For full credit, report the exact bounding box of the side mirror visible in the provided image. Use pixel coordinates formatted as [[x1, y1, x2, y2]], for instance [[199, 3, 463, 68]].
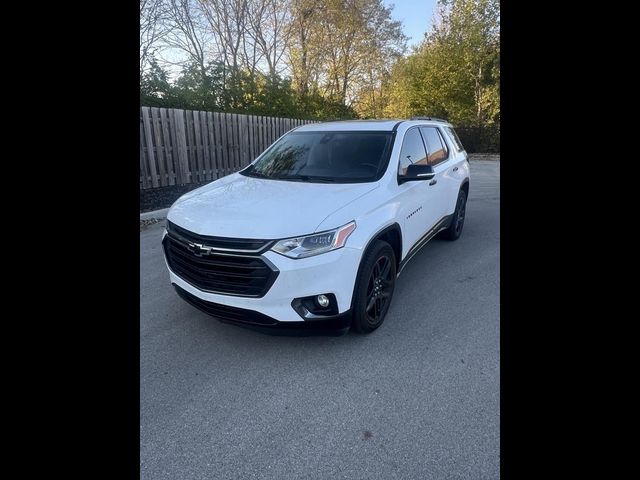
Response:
[[399, 164, 435, 184]]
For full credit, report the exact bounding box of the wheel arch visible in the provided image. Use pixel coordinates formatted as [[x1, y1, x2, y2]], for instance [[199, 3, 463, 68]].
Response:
[[349, 222, 403, 322], [361, 223, 403, 271], [460, 178, 470, 197]]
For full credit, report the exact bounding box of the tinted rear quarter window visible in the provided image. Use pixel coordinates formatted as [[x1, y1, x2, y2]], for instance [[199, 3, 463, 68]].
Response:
[[445, 126, 465, 152]]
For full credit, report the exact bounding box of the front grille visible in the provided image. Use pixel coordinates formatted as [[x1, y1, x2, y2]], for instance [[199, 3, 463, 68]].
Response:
[[163, 230, 279, 297], [166, 220, 271, 252], [174, 285, 278, 326]]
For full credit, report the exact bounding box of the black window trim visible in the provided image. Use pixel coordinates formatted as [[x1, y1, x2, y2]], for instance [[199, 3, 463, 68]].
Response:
[[436, 128, 450, 158]]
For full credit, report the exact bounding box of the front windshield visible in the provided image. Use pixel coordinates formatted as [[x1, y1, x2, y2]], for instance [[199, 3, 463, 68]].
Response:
[[240, 131, 393, 183]]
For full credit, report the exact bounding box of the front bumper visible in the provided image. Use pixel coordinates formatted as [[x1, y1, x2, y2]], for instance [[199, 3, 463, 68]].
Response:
[[164, 230, 363, 323], [174, 284, 351, 335]]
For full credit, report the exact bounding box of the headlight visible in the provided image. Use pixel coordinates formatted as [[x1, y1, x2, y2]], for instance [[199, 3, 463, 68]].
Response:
[[271, 221, 356, 259]]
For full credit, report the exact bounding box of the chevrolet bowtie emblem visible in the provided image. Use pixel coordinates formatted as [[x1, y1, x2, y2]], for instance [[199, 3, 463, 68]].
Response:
[[187, 242, 211, 257]]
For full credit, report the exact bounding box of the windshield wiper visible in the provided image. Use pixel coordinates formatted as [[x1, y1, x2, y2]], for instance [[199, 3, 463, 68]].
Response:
[[274, 175, 337, 183], [242, 169, 338, 182], [241, 168, 271, 179]]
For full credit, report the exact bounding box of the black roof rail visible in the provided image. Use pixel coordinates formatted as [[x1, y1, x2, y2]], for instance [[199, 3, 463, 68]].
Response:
[[409, 116, 448, 122]]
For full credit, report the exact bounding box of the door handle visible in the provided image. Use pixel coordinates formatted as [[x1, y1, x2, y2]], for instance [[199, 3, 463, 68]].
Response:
[[453, 166, 458, 172], [429, 179, 437, 186]]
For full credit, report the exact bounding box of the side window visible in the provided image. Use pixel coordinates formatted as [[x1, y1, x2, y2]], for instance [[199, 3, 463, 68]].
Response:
[[398, 128, 427, 176], [420, 127, 449, 165], [445, 126, 465, 152], [437, 129, 450, 158]]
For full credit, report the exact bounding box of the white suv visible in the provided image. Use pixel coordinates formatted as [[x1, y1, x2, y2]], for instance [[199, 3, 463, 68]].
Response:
[[163, 118, 470, 334]]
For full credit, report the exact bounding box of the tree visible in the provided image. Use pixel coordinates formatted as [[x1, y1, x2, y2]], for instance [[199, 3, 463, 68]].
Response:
[[140, 57, 176, 106], [320, 0, 406, 104], [246, 0, 291, 78], [197, 0, 249, 98], [384, 0, 500, 127], [286, 0, 405, 109], [173, 60, 227, 109], [139, 0, 499, 131], [286, 0, 326, 97], [140, 0, 168, 77], [164, 0, 213, 82], [430, 0, 500, 126]]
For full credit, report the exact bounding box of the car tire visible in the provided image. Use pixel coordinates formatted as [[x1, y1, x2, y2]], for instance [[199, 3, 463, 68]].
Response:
[[351, 240, 397, 334], [440, 188, 467, 241]]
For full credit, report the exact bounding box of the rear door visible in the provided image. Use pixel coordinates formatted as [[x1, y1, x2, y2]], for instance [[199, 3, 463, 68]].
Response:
[[441, 126, 470, 214], [419, 126, 459, 218]]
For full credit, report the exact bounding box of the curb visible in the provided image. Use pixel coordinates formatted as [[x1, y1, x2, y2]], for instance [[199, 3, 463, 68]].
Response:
[[140, 207, 170, 221]]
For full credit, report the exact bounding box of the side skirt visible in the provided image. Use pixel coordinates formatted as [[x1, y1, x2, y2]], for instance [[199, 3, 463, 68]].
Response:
[[397, 214, 453, 275]]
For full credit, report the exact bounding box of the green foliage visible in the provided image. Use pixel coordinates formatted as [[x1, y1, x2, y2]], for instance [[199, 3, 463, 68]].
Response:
[[140, 58, 177, 107], [384, 0, 500, 129], [296, 92, 358, 120], [140, 57, 356, 120], [172, 62, 225, 110]]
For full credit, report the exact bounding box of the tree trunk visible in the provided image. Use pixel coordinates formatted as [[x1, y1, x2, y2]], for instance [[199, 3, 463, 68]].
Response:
[[299, 24, 308, 95], [341, 74, 349, 103], [475, 65, 483, 127]]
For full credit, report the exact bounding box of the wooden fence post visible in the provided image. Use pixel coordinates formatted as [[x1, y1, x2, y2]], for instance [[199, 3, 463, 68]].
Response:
[[172, 109, 189, 185], [141, 107, 159, 188]]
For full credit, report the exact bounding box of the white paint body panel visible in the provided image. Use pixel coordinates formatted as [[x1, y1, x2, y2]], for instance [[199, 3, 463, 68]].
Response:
[[164, 120, 470, 322], [167, 173, 379, 239]]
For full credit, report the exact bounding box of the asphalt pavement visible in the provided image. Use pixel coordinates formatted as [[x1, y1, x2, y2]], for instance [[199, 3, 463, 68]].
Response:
[[140, 160, 500, 479]]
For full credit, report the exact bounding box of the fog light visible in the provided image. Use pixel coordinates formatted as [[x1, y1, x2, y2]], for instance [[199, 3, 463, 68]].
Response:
[[292, 294, 338, 319], [316, 294, 330, 308]]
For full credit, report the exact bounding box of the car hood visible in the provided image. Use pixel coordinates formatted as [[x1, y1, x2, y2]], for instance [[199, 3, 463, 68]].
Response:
[[167, 173, 379, 239]]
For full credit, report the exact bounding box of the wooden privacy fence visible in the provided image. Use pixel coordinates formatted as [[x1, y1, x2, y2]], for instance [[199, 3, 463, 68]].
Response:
[[140, 107, 317, 189]]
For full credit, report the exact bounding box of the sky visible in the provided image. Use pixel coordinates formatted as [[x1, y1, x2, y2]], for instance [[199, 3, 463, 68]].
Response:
[[383, 0, 438, 49]]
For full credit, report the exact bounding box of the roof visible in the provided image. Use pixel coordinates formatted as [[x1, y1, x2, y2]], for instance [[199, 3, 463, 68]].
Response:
[[294, 118, 451, 132]]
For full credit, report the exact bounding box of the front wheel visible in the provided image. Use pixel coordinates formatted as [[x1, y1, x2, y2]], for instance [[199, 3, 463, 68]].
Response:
[[440, 188, 467, 241], [351, 240, 396, 333]]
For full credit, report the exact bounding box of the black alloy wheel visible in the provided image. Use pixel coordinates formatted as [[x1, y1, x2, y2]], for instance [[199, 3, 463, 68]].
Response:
[[441, 188, 467, 241], [351, 240, 396, 333]]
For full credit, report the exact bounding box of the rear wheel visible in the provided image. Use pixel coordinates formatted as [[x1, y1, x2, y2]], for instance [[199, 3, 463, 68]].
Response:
[[440, 188, 467, 241], [351, 240, 396, 333]]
